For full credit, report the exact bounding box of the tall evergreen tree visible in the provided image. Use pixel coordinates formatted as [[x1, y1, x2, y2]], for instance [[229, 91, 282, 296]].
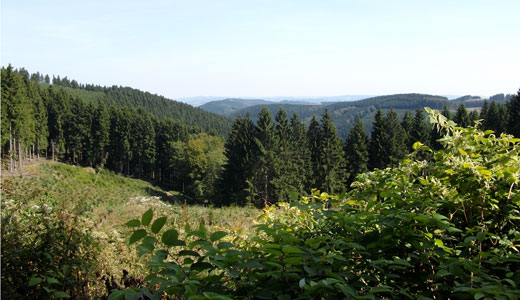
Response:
[[272, 108, 294, 202], [369, 110, 387, 170], [401, 111, 414, 150], [289, 113, 311, 195], [218, 114, 257, 206], [480, 100, 489, 121], [344, 116, 369, 187], [317, 109, 346, 194], [307, 115, 321, 189], [507, 90, 520, 137], [384, 109, 407, 167], [1, 65, 36, 171], [411, 108, 430, 146], [442, 105, 451, 120], [251, 107, 279, 205], [91, 103, 110, 168], [469, 110, 479, 126], [454, 104, 470, 127]]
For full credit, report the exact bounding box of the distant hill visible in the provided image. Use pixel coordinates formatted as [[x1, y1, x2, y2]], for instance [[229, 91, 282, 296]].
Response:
[[225, 93, 503, 139], [199, 98, 318, 115], [200, 98, 274, 115]]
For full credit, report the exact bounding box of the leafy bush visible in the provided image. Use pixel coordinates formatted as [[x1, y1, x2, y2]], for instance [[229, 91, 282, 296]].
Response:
[[114, 108, 520, 299], [1, 178, 100, 299]]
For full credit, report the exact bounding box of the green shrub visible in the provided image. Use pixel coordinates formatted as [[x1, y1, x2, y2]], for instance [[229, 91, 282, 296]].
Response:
[[1, 183, 100, 299]]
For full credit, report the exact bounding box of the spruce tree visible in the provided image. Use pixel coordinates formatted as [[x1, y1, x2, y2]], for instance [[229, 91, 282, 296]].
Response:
[[442, 105, 451, 120], [289, 113, 310, 195], [384, 109, 407, 167], [251, 107, 279, 206], [318, 109, 346, 194], [307, 115, 321, 189], [401, 111, 414, 150], [91, 103, 110, 168], [480, 100, 489, 121], [273, 108, 294, 201], [507, 90, 520, 137], [454, 104, 470, 127], [219, 114, 256, 206], [369, 110, 387, 170], [411, 108, 430, 146], [344, 116, 369, 186]]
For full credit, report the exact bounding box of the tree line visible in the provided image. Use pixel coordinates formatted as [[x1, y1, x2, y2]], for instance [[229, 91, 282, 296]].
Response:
[[1, 65, 225, 203], [218, 92, 520, 207]]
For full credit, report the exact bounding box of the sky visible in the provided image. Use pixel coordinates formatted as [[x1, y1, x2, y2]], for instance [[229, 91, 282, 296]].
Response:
[[2, 0, 519, 100]]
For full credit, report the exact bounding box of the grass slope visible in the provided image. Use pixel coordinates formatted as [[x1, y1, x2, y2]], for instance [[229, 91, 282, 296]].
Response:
[[1, 160, 258, 298]]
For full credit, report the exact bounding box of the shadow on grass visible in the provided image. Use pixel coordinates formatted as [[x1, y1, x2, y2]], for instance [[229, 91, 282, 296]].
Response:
[[145, 187, 183, 205]]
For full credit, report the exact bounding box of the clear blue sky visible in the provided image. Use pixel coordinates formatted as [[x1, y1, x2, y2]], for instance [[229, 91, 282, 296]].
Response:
[[2, 0, 519, 99]]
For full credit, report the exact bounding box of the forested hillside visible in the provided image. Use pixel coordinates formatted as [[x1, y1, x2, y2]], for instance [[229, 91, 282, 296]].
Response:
[[222, 93, 513, 138], [21, 68, 233, 136], [1, 65, 227, 202]]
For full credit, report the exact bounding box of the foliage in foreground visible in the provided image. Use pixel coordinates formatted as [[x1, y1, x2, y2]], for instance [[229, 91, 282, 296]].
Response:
[[115, 108, 520, 299]]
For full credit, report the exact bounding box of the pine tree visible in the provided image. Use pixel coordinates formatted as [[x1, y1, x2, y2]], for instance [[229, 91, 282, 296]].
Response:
[[469, 110, 479, 126], [272, 108, 294, 201], [454, 104, 470, 127], [1, 65, 36, 171], [401, 111, 414, 150], [289, 113, 311, 195], [507, 90, 520, 137], [344, 116, 369, 186], [369, 110, 387, 170], [91, 103, 110, 168], [384, 109, 407, 167], [307, 115, 321, 189], [318, 109, 346, 194], [30, 81, 48, 159], [251, 107, 279, 206], [442, 105, 451, 120], [219, 114, 257, 206], [411, 108, 430, 146], [480, 100, 489, 121]]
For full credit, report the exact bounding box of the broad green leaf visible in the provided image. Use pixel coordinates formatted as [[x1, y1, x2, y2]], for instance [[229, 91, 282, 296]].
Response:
[[141, 209, 153, 226], [130, 229, 147, 244], [46, 277, 60, 284], [108, 290, 125, 300], [434, 239, 444, 247], [474, 292, 485, 300], [282, 245, 304, 254], [179, 250, 200, 256], [161, 229, 179, 246], [28, 277, 42, 286], [125, 219, 141, 227], [217, 242, 234, 249], [210, 231, 228, 242], [54, 291, 71, 298], [413, 141, 424, 150], [137, 242, 155, 256], [151, 217, 167, 234]]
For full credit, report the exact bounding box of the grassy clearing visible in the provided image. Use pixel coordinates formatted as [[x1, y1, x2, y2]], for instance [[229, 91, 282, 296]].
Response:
[[1, 160, 259, 298]]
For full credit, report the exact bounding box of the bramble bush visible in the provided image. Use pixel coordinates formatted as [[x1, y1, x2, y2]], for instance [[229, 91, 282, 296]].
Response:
[[113, 108, 519, 299]]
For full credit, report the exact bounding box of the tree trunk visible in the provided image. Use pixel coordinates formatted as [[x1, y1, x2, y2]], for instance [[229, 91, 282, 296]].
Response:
[[9, 126, 13, 172], [51, 140, 55, 161], [18, 140, 23, 173]]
